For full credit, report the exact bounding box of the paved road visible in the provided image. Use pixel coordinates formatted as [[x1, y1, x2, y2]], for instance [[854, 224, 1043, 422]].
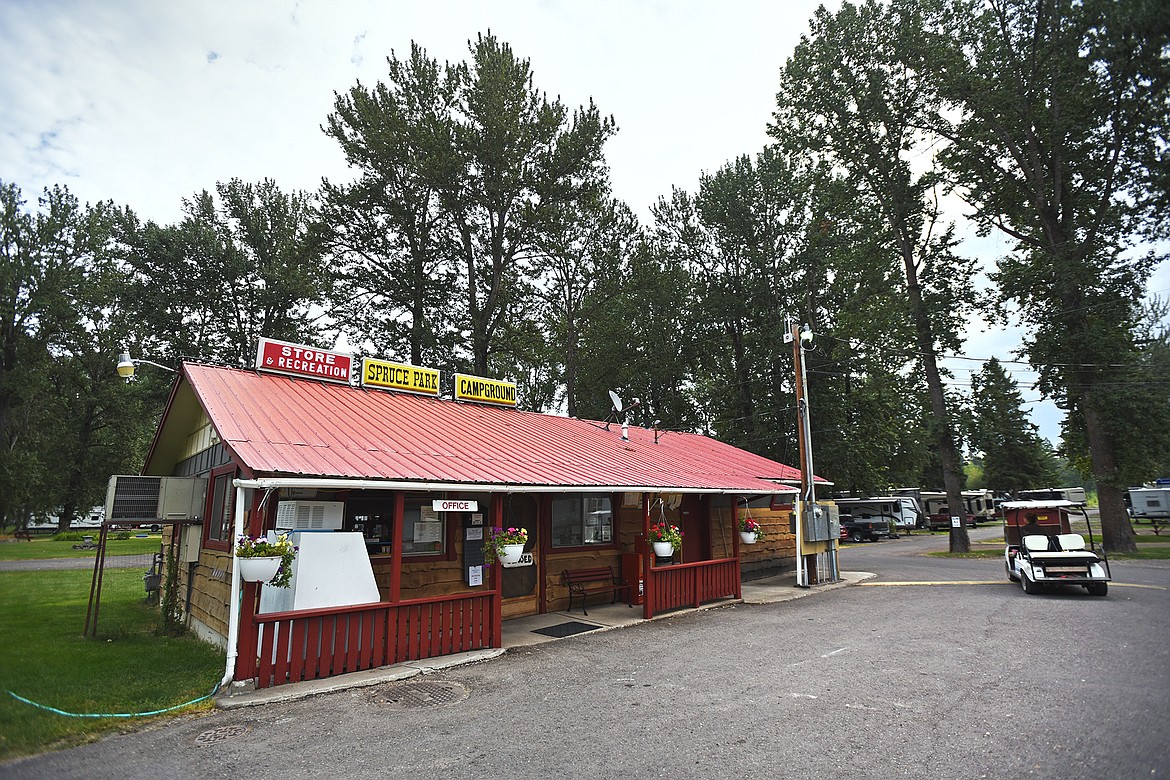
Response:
[[4, 530, 1168, 779], [0, 554, 156, 571]]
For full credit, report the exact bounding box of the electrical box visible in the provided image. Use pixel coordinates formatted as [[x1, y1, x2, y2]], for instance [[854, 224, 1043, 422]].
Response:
[[104, 475, 208, 523], [796, 501, 836, 542], [179, 523, 202, 563], [275, 501, 345, 531]]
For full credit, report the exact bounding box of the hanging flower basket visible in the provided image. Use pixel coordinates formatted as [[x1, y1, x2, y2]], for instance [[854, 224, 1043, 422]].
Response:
[[484, 527, 528, 564], [739, 517, 766, 544], [648, 521, 683, 558], [237, 555, 282, 583], [651, 541, 675, 557], [235, 533, 297, 587]]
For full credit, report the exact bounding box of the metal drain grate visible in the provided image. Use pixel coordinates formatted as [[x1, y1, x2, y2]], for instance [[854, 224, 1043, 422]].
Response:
[[369, 680, 468, 709], [193, 723, 251, 745]]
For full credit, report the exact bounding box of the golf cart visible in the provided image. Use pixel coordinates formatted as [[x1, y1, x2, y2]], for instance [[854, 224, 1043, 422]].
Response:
[[1002, 500, 1110, 596]]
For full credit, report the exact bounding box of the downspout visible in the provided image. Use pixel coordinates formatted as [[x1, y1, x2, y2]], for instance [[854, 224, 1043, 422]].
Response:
[[219, 484, 248, 690]]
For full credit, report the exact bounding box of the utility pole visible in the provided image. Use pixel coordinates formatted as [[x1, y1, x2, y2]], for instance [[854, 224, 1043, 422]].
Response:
[[788, 318, 837, 586]]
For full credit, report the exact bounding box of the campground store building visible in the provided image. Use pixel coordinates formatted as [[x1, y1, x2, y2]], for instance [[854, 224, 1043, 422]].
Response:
[[137, 339, 834, 689]]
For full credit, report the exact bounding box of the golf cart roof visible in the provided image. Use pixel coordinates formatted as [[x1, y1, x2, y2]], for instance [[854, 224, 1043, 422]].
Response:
[[1000, 500, 1082, 510]]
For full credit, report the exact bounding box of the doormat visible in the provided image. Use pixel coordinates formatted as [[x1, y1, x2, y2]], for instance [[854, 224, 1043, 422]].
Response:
[[531, 621, 601, 638]]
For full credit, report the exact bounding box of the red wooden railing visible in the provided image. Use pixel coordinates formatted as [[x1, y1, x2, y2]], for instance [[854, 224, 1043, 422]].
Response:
[[648, 558, 739, 615], [246, 591, 499, 689]]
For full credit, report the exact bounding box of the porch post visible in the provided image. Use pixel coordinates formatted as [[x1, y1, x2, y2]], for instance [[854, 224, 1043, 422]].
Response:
[[233, 489, 264, 682], [389, 491, 404, 603], [491, 493, 503, 648], [642, 494, 653, 620], [731, 495, 741, 599]]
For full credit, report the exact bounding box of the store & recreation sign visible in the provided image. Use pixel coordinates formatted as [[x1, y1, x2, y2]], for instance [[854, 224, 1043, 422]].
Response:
[[255, 337, 352, 384]]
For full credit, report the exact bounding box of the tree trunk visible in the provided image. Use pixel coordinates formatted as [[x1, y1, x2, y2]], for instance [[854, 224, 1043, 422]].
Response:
[[565, 317, 578, 418], [1082, 399, 1137, 553], [901, 244, 969, 553], [728, 320, 755, 442]]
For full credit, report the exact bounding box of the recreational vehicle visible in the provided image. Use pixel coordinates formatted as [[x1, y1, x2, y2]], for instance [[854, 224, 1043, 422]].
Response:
[[1128, 486, 1170, 521], [918, 490, 997, 524], [833, 496, 922, 536]]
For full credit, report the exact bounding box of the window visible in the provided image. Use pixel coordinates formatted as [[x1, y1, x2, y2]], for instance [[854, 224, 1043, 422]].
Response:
[[401, 499, 446, 556], [551, 494, 612, 548], [205, 468, 234, 546]]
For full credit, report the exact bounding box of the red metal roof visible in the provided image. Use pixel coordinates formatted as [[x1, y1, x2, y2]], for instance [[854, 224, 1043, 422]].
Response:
[[172, 362, 811, 493]]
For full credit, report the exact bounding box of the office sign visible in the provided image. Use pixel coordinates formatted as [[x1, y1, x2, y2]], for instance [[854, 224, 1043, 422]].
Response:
[[433, 499, 479, 513], [255, 338, 351, 384], [362, 357, 440, 396], [454, 373, 517, 408]]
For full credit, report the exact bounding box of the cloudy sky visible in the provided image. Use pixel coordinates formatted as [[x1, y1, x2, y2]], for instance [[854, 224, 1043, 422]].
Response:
[[3, 0, 1163, 447]]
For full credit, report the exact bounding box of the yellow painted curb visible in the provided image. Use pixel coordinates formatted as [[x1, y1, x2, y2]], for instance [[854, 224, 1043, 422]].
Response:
[[860, 580, 1165, 590]]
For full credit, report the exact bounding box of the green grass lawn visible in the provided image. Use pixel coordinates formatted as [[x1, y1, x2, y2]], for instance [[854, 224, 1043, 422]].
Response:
[[0, 569, 223, 761], [0, 535, 164, 562]]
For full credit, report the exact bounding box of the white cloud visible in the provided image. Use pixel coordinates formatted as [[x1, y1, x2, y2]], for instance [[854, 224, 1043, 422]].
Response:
[[1, 0, 825, 223]]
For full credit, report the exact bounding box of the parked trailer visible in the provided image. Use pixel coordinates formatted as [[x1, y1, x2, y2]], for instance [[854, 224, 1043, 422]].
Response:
[[833, 496, 922, 537], [1128, 486, 1170, 521], [919, 491, 984, 526]]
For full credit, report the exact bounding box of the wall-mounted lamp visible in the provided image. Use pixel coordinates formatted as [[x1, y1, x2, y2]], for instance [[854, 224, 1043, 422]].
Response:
[[116, 348, 175, 382]]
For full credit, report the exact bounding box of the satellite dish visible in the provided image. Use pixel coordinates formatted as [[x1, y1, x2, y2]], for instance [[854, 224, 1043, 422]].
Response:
[[609, 390, 623, 413]]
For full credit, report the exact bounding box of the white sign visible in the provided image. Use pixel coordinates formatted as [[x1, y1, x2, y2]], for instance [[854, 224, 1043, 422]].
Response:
[[465, 527, 484, 541], [951, 515, 961, 528], [414, 522, 443, 543], [468, 565, 483, 586], [433, 499, 479, 513], [501, 552, 534, 569]]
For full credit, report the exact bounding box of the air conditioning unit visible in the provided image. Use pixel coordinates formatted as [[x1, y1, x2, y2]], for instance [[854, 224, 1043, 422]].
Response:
[[275, 501, 345, 531], [104, 476, 208, 523]]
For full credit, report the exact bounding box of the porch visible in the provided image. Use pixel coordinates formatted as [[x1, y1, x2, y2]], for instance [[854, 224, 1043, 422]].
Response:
[[237, 555, 750, 689], [223, 569, 867, 705]]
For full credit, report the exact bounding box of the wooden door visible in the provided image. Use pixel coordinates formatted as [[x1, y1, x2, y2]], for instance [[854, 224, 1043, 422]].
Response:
[[501, 494, 540, 619], [679, 494, 711, 562]]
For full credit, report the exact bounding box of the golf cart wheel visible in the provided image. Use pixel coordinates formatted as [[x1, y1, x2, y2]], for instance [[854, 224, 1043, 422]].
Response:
[[1085, 582, 1108, 597], [851, 530, 865, 543], [1021, 573, 1037, 594]]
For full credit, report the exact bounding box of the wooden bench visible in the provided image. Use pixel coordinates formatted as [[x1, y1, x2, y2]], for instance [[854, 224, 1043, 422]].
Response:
[[563, 566, 632, 616], [13, 528, 32, 541]]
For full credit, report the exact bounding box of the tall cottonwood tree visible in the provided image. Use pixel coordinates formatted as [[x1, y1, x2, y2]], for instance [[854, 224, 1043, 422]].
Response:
[[324, 33, 617, 385], [45, 257, 160, 531], [648, 148, 829, 460], [0, 182, 149, 530], [323, 42, 461, 368], [572, 237, 705, 431], [774, 0, 978, 550], [123, 178, 330, 369], [917, 0, 1170, 551], [534, 194, 641, 417], [969, 358, 1059, 493]]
